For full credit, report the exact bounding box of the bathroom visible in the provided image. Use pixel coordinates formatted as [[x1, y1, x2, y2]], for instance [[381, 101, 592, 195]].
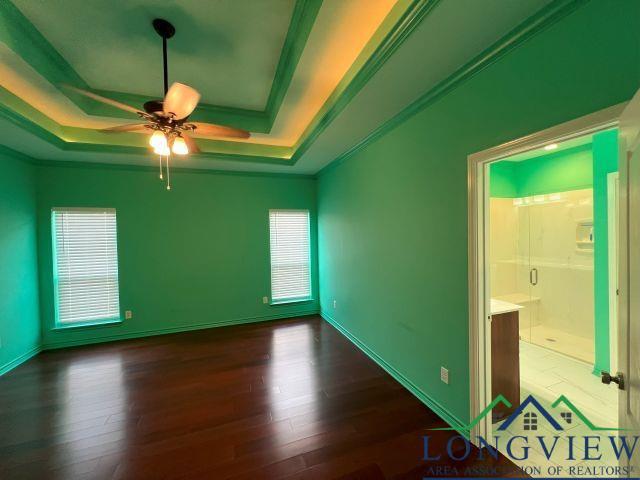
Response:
[[489, 128, 619, 429]]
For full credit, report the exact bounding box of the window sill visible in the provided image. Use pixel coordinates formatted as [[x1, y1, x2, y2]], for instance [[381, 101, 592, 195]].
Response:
[[270, 298, 315, 306], [53, 318, 122, 331]]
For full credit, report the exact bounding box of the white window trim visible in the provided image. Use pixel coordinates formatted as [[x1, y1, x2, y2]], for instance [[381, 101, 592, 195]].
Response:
[[51, 207, 122, 328], [269, 209, 313, 305]]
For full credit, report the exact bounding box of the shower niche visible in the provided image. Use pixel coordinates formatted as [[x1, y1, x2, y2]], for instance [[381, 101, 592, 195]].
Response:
[[575, 220, 594, 251]]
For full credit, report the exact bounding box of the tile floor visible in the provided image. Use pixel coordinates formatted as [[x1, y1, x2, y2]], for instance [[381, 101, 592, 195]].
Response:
[[495, 341, 620, 478], [519, 340, 616, 425]]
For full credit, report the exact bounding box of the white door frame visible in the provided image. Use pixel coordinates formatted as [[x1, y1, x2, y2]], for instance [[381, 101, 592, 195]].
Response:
[[618, 89, 640, 458], [608, 171, 620, 374], [467, 103, 626, 444]]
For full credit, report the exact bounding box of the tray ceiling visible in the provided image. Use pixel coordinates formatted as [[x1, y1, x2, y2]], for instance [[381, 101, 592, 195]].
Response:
[[0, 0, 561, 174]]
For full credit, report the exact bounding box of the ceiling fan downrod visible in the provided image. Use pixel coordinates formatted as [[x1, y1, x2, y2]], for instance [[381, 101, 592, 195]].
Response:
[[152, 19, 176, 190], [152, 18, 175, 96]]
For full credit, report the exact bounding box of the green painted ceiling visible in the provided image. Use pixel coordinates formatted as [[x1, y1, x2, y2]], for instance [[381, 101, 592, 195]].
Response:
[[12, 0, 295, 110]]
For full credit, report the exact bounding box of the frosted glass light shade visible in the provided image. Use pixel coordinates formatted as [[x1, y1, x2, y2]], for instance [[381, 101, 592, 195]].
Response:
[[172, 136, 189, 155], [150, 130, 167, 149]]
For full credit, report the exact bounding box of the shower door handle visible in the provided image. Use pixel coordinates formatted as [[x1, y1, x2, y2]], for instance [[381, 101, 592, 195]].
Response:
[[529, 268, 538, 286]]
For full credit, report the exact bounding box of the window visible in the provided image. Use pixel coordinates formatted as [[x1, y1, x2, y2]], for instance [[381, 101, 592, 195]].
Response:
[[523, 412, 538, 431], [52, 208, 121, 326], [269, 209, 311, 303]]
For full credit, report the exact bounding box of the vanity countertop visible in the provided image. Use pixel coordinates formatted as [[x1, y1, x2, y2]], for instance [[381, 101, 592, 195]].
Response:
[[491, 298, 523, 315]]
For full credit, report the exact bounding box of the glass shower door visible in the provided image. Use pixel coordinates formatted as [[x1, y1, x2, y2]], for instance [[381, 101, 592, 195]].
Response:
[[516, 199, 534, 343], [488, 193, 535, 343], [525, 190, 595, 363]]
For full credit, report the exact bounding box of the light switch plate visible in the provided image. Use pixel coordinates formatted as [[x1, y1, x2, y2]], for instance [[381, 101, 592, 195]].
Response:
[[440, 366, 449, 384], [125, 310, 132, 320], [333, 300, 337, 309], [262, 296, 269, 304]]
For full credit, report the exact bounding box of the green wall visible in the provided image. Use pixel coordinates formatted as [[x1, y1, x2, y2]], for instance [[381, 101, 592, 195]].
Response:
[[490, 145, 593, 198], [593, 129, 619, 374], [317, 0, 639, 426], [0, 149, 41, 374], [489, 161, 518, 198], [36, 164, 318, 349]]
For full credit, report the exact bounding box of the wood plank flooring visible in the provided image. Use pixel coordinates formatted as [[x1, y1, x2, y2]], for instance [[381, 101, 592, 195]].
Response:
[[0, 316, 521, 479]]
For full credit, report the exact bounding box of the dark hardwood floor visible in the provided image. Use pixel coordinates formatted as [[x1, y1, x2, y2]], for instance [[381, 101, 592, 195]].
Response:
[[0, 316, 520, 479]]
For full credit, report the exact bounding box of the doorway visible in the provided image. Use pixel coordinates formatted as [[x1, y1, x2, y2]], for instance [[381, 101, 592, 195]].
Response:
[[467, 103, 633, 475], [488, 132, 619, 445]]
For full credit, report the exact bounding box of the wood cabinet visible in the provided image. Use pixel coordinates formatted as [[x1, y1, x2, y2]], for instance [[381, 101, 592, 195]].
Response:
[[491, 310, 520, 422]]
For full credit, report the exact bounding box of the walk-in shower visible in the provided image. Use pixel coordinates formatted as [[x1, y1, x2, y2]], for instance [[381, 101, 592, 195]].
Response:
[[490, 189, 594, 363]]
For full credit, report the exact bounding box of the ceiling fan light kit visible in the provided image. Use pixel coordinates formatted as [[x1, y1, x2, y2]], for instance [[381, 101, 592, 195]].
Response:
[[149, 130, 167, 150], [63, 18, 250, 190], [171, 136, 189, 155]]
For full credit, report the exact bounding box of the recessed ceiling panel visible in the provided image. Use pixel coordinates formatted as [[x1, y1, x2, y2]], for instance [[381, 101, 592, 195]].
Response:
[[11, 0, 295, 110], [1, 0, 593, 175]]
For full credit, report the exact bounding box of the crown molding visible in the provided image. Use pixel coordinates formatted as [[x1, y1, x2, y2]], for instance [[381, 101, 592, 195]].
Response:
[[291, 0, 441, 163], [0, 100, 293, 166], [317, 0, 588, 175], [265, 0, 323, 126]]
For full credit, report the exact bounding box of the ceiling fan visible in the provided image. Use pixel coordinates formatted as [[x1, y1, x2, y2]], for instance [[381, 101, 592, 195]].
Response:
[[64, 18, 250, 189]]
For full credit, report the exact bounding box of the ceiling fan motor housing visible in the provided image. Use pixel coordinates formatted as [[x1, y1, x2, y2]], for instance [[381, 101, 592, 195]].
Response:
[[143, 100, 165, 115]]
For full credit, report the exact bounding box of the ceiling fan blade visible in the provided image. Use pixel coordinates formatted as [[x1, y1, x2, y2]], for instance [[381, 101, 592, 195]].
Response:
[[188, 122, 250, 139], [62, 85, 142, 114], [101, 123, 149, 133], [181, 133, 201, 154], [163, 83, 201, 120]]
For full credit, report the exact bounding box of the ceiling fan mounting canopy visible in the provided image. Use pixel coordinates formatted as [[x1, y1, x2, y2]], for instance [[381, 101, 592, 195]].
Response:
[[152, 18, 175, 39]]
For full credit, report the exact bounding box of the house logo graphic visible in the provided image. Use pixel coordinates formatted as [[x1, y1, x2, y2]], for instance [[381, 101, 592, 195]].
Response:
[[497, 394, 563, 431], [430, 393, 622, 432], [422, 394, 637, 478]]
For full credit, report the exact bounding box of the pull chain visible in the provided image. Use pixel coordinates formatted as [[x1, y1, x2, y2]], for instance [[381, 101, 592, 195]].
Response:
[[158, 155, 163, 180], [166, 154, 171, 190]]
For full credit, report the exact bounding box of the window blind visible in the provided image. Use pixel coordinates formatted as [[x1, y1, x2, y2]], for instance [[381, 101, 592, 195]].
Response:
[[269, 209, 311, 302], [52, 208, 121, 325]]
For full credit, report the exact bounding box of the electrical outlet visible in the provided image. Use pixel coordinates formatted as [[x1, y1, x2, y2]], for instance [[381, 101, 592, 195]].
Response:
[[262, 296, 269, 304], [440, 366, 449, 384], [125, 310, 133, 320], [333, 300, 337, 309]]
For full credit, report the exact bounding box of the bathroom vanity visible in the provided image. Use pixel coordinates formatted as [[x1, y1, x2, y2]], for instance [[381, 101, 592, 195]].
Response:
[[490, 299, 523, 422]]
